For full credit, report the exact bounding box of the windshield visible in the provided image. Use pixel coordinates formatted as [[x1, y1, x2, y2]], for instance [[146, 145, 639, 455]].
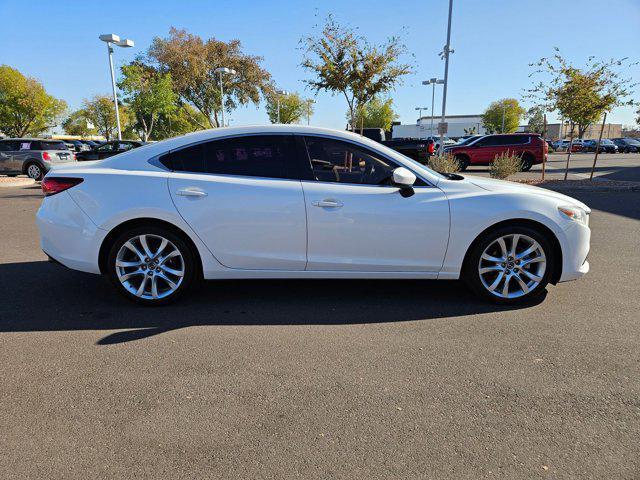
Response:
[[625, 138, 640, 145]]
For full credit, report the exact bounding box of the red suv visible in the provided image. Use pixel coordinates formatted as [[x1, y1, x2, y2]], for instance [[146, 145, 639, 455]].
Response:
[[444, 134, 548, 172]]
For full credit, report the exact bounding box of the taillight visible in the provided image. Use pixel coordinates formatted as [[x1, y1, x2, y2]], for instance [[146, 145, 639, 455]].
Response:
[[41, 177, 83, 197], [428, 143, 435, 154], [42, 152, 51, 161]]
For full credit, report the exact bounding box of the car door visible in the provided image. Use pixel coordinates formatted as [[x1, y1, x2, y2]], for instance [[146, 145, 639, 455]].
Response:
[[167, 134, 307, 270], [0, 140, 20, 173], [468, 136, 499, 164], [299, 135, 450, 272]]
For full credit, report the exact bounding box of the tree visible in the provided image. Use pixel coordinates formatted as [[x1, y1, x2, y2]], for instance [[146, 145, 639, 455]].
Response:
[[0, 65, 66, 137], [152, 104, 208, 140], [526, 48, 636, 138], [481, 99, 525, 133], [265, 92, 311, 124], [82, 95, 129, 141], [118, 61, 176, 141], [62, 109, 96, 137], [346, 96, 398, 130], [148, 27, 272, 128], [301, 15, 411, 133], [526, 106, 545, 134]]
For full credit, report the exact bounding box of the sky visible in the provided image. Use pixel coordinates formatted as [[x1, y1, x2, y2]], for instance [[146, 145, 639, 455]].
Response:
[[1, 0, 639, 131]]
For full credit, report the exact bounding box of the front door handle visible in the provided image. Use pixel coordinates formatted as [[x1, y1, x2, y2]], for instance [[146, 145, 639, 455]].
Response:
[[176, 188, 208, 197], [312, 199, 343, 208]]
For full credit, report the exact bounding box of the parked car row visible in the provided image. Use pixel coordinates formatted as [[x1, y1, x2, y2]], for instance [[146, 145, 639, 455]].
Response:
[[0, 138, 146, 180], [549, 137, 640, 153]]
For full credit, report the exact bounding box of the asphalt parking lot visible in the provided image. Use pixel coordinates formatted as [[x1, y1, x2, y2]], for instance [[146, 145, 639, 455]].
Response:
[[466, 151, 640, 182], [1, 184, 639, 479]]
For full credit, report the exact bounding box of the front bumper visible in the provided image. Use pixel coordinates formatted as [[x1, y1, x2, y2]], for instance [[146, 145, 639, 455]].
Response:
[[558, 221, 591, 282]]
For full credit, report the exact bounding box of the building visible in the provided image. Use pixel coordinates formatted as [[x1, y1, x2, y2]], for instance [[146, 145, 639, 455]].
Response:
[[392, 115, 622, 141], [392, 115, 486, 139], [539, 123, 622, 141]]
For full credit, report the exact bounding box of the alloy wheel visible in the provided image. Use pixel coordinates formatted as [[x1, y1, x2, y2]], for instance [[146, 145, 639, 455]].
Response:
[[478, 233, 546, 299], [27, 164, 42, 180], [115, 234, 185, 300]]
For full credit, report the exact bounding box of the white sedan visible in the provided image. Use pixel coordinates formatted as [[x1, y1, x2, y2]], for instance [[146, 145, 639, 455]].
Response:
[[37, 125, 590, 305]]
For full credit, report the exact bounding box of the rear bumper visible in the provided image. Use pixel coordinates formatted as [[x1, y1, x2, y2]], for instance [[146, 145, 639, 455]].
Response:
[[36, 191, 106, 274]]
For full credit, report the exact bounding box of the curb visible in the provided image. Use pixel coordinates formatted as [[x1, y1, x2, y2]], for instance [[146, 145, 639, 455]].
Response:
[[0, 178, 36, 188]]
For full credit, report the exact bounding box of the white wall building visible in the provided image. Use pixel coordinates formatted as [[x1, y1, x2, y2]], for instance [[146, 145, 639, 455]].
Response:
[[392, 115, 486, 139]]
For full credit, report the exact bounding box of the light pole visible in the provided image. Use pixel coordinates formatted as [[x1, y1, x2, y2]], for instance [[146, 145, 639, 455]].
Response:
[[414, 106, 429, 123], [422, 78, 444, 137], [501, 102, 506, 133], [215, 67, 236, 127], [275, 90, 288, 123], [437, 0, 454, 152], [99, 34, 134, 141], [306, 99, 315, 125]]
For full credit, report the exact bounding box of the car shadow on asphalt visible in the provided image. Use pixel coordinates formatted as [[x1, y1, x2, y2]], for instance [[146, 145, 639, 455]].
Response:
[[0, 261, 545, 345]]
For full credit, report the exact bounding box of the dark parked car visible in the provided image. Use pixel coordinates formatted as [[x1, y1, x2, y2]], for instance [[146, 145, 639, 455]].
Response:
[[0, 138, 76, 180], [76, 140, 144, 161], [63, 139, 90, 152], [582, 139, 618, 153], [443, 133, 548, 171], [382, 138, 435, 163], [612, 138, 640, 153]]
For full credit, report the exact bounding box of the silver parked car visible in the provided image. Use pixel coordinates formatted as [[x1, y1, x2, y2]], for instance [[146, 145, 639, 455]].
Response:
[[0, 138, 77, 180]]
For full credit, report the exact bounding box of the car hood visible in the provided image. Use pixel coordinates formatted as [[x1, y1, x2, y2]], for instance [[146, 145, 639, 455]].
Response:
[[463, 176, 590, 212]]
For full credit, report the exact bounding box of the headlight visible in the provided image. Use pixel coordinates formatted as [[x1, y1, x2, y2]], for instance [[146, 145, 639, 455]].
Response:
[[558, 206, 589, 226]]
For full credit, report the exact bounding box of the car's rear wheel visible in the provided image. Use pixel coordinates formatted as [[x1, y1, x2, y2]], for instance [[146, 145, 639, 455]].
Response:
[[106, 226, 196, 305], [26, 163, 43, 181], [463, 225, 554, 304]]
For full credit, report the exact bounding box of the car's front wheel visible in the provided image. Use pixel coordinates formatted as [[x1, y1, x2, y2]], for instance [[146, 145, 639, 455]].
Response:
[[463, 225, 554, 304], [107, 226, 197, 305]]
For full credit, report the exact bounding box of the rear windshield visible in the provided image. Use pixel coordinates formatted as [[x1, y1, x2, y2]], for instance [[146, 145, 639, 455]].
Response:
[[40, 141, 68, 150]]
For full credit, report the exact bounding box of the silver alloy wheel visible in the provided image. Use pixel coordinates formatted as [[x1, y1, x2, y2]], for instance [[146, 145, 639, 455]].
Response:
[[115, 234, 185, 300], [478, 233, 546, 299], [27, 164, 41, 179]]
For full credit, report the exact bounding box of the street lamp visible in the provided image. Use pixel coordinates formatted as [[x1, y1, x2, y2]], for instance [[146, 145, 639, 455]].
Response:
[[437, 0, 455, 152], [421, 78, 444, 137], [215, 67, 236, 127], [306, 99, 315, 125], [275, 90, 288, 123], [414, 106, 429, 123], [99, 34, 134, 141]]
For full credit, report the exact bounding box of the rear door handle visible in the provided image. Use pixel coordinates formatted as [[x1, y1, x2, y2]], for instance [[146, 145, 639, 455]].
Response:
[[176, 188, 208, 197], [312, 199, 343, 208]]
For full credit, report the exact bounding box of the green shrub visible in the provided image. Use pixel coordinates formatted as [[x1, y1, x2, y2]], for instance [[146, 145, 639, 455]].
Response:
[[490, 152, 521, 179], [428, 153, 461, 174]]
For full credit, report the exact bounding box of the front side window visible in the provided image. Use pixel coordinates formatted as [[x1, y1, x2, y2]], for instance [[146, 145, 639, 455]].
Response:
[[0, 141, 19, 151], [302, 136, 399, 185]]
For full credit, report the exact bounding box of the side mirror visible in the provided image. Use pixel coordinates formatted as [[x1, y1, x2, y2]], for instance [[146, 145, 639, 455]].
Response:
[[392, 167, 416, 187]]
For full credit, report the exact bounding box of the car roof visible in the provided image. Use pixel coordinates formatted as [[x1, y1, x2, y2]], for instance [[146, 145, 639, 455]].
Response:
[[93, 125, 443, 184], [2, 138, 65, 142]]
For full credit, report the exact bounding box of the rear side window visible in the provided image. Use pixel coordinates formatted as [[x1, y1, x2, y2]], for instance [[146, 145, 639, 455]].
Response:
[[168, 135, 294, 179], [39, 141, 68, 150]]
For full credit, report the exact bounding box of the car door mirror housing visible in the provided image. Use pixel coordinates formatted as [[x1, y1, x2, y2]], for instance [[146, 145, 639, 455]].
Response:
[[392, 167, 416, 187]]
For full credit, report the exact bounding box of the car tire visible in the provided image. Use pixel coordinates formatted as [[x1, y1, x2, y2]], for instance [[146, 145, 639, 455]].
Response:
[[455, 155, 469, 171], [25, 162, 44, 181], [520, 155, 534, 172], [106, 225, 197, 306], [463, 224, 554, 304]]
